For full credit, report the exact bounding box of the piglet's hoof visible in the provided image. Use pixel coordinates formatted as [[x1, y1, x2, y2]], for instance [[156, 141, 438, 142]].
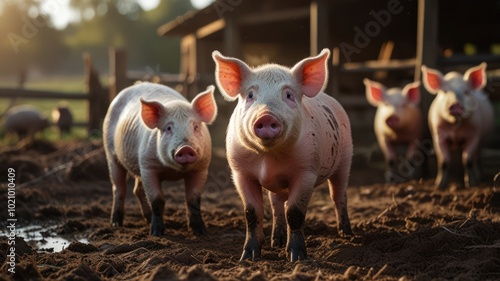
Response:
[[286, 231, 308, 263], [111, 212, 123, 227], [240, 238, 262, 261], [240, 249, 261, 262], [272, 234, 286, 248], [150, 215, 164, 237], [189, 215, 207, 236]]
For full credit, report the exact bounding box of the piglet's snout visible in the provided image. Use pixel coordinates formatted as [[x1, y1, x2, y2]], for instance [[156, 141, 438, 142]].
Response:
[[174, 146, 198, 165], [449, 103, 464, 117], [385, 115, 400, 129], [253, 114, 282, 139]]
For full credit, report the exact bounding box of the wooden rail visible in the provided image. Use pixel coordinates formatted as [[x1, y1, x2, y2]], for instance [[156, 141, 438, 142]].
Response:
[[0, 52, 109, 134], [0, 48, 192, 136], [0, 88, 86, 100]]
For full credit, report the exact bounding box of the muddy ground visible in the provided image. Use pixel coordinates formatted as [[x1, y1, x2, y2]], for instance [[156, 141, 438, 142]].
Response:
[[0, 139, 500, 280]]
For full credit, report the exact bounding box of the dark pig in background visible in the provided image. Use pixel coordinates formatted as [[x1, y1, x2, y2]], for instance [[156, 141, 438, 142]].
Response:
[[52, 103, 74, 137], [3, 105, 49, 141]]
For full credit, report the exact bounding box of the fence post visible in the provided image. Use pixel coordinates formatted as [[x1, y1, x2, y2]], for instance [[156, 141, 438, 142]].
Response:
[[18, 68, 26, 89], [109, 48, 128, 102], [83, 52, 108, 137]]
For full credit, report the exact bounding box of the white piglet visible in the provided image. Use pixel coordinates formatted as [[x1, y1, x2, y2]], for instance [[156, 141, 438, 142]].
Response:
[[213, 49, 353, 263], [363, 79, 422, 182], [422, 63, 494, 189], [103, 82, 217, 236]]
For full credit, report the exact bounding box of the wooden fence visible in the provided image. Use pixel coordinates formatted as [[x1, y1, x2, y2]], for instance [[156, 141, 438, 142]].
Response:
[[0, 48, 186, 135]]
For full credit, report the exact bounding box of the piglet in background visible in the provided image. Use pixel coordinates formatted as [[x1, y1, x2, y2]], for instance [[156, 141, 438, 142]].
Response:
[[213, 49, 353, 262], [363, 79, 422, 183], [52, 103, 74, 137], [103, 82, 217, 236], [422, 63, 494, 189], [3, 105, 50, 141]]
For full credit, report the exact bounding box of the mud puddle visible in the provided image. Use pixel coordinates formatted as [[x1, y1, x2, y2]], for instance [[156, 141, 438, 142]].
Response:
[[1, 223, 88, 253]]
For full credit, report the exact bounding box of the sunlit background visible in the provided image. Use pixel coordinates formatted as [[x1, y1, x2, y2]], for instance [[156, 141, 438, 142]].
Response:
[[0, 0, 214, 81], [0, 0, 215, 140], [42, 0, 213, 29], [0, 0, 499, 145]]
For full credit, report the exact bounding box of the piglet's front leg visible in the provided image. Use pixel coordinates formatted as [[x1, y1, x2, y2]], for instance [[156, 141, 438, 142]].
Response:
[[184, 171, 208, 235], [462, 137, 480, 188], [142, 171, 165, 236], [285, 175, 316, 263], [379, 139, 398, 183], [433, 139, 451, 190], [234, 174, 265, 261]]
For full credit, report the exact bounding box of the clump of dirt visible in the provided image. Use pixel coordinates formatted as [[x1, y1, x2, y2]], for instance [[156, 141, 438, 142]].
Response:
[[1, 140, 499, 280], [64, 147, 109, 181]]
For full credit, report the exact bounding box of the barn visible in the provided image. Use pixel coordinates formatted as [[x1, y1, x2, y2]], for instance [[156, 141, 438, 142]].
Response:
[[157, 0, 500, 147]]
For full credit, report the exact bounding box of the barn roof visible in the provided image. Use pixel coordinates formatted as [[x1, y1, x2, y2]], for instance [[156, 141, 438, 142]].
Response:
[[157, 0, 323, 38], [157, 4, 220, 37]]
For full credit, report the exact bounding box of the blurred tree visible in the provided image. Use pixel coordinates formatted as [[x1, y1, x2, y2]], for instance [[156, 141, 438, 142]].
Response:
[[64, 0, 194, 73], [0, 1, 69, 76], [138, 0, 195, 73], [0, 0, 195, 77], [69, 0, 142, 20]]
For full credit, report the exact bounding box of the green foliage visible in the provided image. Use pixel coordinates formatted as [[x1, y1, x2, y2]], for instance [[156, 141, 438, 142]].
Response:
[[63, 0, 195, 73], [0, 76, 89, 143], [0, 0, 195, 76], [0, 75, 88, 120], [0, 2, 69, 75], [0, 0, 197, 143]]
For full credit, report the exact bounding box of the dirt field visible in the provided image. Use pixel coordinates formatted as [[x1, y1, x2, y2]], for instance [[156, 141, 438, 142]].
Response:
[[1, 139, 500, 280]]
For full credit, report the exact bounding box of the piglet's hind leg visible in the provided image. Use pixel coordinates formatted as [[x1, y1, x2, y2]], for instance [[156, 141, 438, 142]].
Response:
[[109, 157, 127, 227], [328, 175, 353, 237], [269, 191, 287, 248], [133, 178, 151, 223]]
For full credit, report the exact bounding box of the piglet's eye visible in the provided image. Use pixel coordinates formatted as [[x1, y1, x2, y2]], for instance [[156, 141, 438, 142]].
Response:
[[248, 91, 254, 99], [166, 126, 172, 131], [194, 124, 199, 131], [286, 90, 295, 101]]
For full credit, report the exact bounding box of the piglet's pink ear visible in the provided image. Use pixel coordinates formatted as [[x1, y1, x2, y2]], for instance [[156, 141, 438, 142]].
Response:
[[291, 48, 330, 98], [363, 78, 385, 106], [421, 66, 443, 95], [464, 62, 487, 90], [402, 81, 420, 104], [192, 85, 217, 124], [140, 99, 165, 129], [212, 51, 252, 101]]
